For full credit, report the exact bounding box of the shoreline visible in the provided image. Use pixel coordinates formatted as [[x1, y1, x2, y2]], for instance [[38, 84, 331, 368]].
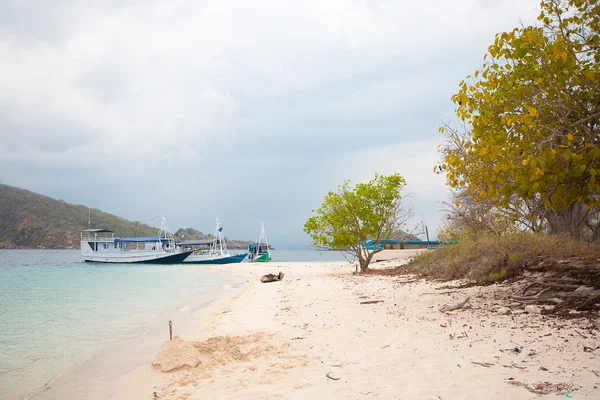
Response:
[[31, 267, 246, 400], [114, 259, 599, 399]]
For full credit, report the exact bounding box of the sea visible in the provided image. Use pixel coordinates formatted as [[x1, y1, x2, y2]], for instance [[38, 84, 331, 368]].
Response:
[[0, 249, 347, 400]]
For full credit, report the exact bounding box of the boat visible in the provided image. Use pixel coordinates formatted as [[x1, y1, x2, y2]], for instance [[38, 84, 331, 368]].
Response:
[[248, 221, 271, 262], [182, 218, 248, 264], [80, 216, 193, 263]]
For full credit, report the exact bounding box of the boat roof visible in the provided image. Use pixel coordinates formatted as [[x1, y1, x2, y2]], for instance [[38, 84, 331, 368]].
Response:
[[82, 228, 113, 233], [179, 239, 220, 246], [114, 237, 161, 243], [249, 242, 270, 248]]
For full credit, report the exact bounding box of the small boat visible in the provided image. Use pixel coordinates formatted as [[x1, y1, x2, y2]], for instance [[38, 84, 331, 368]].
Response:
[[248, 221, 271, 262], [182, 218, 248, 265], [81, 216, 192, 264]]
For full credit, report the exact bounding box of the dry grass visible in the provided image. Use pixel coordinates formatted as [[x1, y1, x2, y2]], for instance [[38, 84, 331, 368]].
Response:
[[384, 233, 600, 284]]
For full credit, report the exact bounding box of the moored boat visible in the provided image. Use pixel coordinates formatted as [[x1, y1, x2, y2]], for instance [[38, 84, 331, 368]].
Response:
[[182, 218, 248, 265], [80, 217, 192, 263], [248, 221, 271, 262]]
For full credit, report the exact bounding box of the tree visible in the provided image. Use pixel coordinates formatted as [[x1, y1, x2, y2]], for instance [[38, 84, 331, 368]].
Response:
[[304, 173, 412, 272], [439, 0, 600, 239]]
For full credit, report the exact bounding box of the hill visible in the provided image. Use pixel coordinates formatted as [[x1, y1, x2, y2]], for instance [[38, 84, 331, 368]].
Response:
[[173, 228, 251, 249], [0, 184, 250, 249]]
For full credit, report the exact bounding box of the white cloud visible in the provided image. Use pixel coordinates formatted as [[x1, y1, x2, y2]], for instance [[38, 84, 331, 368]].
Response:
[[0, 0, 541, 243]]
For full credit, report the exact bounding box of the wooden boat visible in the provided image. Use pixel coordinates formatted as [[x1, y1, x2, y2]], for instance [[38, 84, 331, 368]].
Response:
[[80, 217, 192, 263], [248, 221, 271, 262], [182, 218, 248, 264]]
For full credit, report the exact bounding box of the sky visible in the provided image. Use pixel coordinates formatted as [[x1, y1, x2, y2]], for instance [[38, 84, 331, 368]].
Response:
[[0, 0, 541, 246]]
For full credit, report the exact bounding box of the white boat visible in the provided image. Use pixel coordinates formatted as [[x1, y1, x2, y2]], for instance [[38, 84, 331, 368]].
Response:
[[181, 217, 248, 264], [80, 217, 192, 264]]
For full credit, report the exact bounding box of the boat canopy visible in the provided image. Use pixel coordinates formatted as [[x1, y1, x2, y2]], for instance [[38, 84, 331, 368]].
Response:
[[114, 237, 161, 243], [179, 239, 220, 246], [82, 228, 113, 233], [249, 242, 270, 249]]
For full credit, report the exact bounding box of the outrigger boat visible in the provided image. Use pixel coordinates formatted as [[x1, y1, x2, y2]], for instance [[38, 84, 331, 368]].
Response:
[[248, 221, 271, 262], [80, 216, 192, 264], [182, 218, 248, 264]]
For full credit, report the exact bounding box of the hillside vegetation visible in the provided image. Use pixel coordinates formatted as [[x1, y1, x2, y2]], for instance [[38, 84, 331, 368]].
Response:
[[174, 228, 251, 249], [0, 184, 250, 249]]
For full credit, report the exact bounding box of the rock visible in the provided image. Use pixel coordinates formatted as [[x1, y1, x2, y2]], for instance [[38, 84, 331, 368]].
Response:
[[524, 305, 542, 314], [512, 310, 527, 315], [497, 307, 511, 315], [152, 336, 201, 372]]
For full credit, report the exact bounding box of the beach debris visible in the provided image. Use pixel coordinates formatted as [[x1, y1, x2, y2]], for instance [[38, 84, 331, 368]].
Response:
[[169, 320, 173, 340], [326, 371, 341, 381], [439, 296, 471, 312], [507, 380, 574, 395], [471, 361, 494, 367], [512, 277, 600, 312], [360, 300, 384, 305], [497, 307, 511, 315], [152, 336, 201, 372], [524, 305, 542, 314], [261, 272, 285, 283]]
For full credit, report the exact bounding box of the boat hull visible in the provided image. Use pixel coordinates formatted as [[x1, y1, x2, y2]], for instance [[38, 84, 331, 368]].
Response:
[[83, 251, 193, 264], [251, 253, 271, 262], [184, 253, 248, 265]]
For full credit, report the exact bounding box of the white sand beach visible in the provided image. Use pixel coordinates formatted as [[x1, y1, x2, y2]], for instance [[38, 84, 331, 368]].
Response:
[[113, 256, 600, 399]]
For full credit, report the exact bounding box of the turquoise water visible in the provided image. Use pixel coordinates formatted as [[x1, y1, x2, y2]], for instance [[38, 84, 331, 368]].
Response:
[[0, 249, 348, 400], [0, 250, 242, 400]]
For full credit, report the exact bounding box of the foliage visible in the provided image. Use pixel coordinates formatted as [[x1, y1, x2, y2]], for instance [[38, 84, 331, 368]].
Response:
[[408, 233, 600, 283], [439, 0, 600, 239], [304, 173, 410, 271], [174, 228, 250, 249], [0, 184, 250, 249]]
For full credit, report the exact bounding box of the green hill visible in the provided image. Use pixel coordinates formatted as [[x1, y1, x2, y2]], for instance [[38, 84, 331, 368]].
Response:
[[0, 184, 251, 249], [173, 228, 251, 249]]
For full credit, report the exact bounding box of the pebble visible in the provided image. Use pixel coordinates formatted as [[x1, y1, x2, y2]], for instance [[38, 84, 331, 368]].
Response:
[[524, 305, 542, 314]]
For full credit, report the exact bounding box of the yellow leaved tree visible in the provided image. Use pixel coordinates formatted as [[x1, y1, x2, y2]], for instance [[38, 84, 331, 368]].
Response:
[[440, 0, 600, 240]]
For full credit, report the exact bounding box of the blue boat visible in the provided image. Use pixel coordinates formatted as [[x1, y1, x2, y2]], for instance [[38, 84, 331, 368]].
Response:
[[181, 218, 248, 265]]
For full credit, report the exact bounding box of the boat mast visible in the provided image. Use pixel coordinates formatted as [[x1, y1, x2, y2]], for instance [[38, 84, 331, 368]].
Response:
[[260, 219, 269, 255], [214, 217, 227, 256]]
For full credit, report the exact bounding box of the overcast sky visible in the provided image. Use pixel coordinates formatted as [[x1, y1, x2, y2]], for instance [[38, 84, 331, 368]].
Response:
[[0, 0, 540, 246]]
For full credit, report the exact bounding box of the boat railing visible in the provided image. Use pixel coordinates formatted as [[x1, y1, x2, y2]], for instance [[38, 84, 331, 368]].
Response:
[[81, 236, 114, 242]]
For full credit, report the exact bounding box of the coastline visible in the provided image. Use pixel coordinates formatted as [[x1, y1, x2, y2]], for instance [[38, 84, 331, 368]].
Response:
[[31, 267, 246, 400], [113, 258, 600, 399]]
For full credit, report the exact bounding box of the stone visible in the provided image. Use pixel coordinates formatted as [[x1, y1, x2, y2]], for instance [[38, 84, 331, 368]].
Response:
[[497, 307, 511, 315], [524, 305, 542, 314]]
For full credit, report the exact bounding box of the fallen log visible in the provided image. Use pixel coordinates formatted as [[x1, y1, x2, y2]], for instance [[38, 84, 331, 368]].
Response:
[[439, 296, 471, 312]]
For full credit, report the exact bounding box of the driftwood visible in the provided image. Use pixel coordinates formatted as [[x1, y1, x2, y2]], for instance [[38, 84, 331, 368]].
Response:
[[513, 279, 600, 310], [471, 361, 494, 367], [360, 300, 384, 305], [261, 272, 285, 283], [439, 296, 471, 312], [326, 371, 341, 380]]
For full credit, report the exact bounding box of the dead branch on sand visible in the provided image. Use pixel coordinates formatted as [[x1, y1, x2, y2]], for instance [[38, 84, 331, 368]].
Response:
[[439, 296, 471, 312]]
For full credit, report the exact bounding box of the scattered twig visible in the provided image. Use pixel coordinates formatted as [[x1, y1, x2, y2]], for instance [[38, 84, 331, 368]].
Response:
[[471, 361, 494, 367], [574, 330, 588, 339], [503, 363, 527, 370], [360, 300, 384, 305], [326, 371, 341, 381]]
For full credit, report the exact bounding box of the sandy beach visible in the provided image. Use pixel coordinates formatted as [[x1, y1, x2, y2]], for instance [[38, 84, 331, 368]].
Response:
[[114, 255, 600, 399]]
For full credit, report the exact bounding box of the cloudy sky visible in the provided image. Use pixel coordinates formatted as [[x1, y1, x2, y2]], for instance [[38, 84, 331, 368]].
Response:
[[0, 0, 540, 246]]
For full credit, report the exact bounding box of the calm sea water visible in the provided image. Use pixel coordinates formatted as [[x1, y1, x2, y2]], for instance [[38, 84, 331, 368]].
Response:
[[0, 249, 347, 400]]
